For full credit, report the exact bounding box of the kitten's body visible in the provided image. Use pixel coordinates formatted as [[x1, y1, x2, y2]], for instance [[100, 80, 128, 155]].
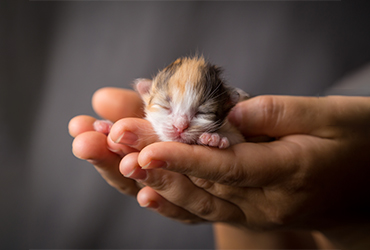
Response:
[[136, 57, 248, 148]]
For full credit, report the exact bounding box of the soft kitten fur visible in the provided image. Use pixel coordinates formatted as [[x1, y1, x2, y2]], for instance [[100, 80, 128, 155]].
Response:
[[135, 56, 248, 148]]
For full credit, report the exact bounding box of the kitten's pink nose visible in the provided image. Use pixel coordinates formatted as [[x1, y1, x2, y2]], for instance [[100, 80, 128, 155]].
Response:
[[173, 115, 189, 134], [173, 124, 189, 134]]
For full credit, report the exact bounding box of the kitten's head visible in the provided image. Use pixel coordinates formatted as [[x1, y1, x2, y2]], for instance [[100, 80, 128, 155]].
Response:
[[136, 57, 247, 144]]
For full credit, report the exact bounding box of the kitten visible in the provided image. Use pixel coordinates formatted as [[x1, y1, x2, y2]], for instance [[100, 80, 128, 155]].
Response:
[[135, 56, 248, 148]]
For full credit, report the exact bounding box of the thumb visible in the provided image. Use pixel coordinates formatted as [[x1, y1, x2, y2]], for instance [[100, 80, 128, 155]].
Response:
[[228, 95, 331, 138]]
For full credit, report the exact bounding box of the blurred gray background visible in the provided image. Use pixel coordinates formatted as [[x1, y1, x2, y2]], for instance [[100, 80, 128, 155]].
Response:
[[1, 1, 370, 249]]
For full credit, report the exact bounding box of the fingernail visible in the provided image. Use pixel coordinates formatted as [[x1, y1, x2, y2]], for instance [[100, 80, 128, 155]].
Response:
[[140, 200, 159, 209], [123, 168, 147, 180], [107, 146, 125, 157], [115, 131, 138, 146], [122, 168, 136, 178], [141, 160, 167, 169]]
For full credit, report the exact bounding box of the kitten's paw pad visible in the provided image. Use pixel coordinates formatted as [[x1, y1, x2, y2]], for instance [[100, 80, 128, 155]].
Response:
[[198, 133, 230, 149], [93, 120, 113, 135]]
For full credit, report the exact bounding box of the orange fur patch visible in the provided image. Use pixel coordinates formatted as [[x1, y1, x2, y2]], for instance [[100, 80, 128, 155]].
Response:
[[167, 57, 206, 102]]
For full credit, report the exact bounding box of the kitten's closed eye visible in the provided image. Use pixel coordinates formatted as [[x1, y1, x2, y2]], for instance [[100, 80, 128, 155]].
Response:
[[152, 104, 170, 110], [196, 110, 216, 117], [196, 105, 217, 117]]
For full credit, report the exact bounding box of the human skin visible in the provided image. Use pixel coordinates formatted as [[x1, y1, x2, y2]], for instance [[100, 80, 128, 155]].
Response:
[[69, 87, 370, 249], [69, 88, 144, 196]]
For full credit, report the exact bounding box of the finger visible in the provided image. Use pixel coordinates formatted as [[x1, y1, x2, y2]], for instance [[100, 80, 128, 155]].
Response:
[[108, 117, 159, 154], [120, 152, 148, 180], [228, 96, 332, 138], [137, 186, 206, 224], [72, 131, 140, 196], [188, 175, 248, 202], [92, 87, 144, 122], [120, 153, 214, 223], [132, 166, 246, 223], [138, 140, 302, 187], [68, 115, 97, 137]]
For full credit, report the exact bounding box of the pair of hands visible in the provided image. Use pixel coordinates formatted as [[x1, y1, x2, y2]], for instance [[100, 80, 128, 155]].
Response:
[[69, 87, 370, 246]]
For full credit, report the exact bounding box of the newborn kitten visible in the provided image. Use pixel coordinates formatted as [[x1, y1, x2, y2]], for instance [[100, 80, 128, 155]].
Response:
[[135, 56, 248, 148]]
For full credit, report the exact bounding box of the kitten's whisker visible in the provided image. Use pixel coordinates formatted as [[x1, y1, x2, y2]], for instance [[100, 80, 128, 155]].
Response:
[[204, 82, 222, 101]]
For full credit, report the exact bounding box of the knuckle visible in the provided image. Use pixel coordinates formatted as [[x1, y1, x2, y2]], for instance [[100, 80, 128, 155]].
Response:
[[220, 162, 245, 186], [255, 96, 280, 130], [193, 196, 216, 218], [211, 184, 235, 201], [190, 177, 214, 190], [143, 169, 174, 191]]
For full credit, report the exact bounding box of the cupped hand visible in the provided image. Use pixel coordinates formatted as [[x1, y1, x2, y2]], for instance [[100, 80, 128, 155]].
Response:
[[68, 87, 146, 196], [125, 96, 370, 234], [68, 85, 206, 223]]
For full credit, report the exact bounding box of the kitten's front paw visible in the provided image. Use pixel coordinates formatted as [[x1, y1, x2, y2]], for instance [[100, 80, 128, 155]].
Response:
[[198, 133, 230, 149], [93, 120, 113, 135]]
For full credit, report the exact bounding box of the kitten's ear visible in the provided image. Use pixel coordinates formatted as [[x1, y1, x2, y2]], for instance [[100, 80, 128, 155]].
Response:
[[229, 87, 250, 106], [134, 78, 152, 102], [235, 88, 250, 102]]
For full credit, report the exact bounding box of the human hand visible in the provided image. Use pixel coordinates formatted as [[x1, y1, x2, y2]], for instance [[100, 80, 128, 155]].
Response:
[[118, 95, 370, 245], [68, 87, 147, 196], [69, 85, 209, 223]]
